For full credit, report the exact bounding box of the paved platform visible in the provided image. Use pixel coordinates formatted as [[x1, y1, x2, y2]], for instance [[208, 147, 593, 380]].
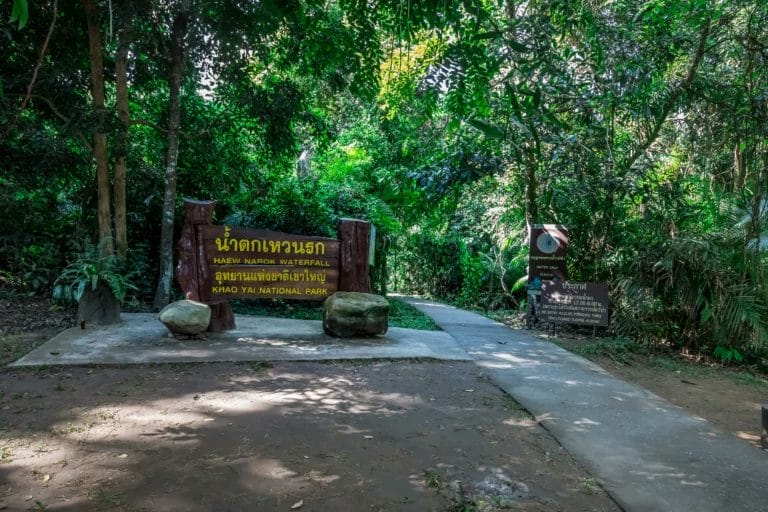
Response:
[[9, 313, 469, 366], [401, 297, 768, 512]]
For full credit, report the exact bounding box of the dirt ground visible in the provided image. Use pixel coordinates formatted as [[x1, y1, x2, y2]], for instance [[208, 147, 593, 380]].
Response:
[[2, 298, 766, 511], [0, 360, 619, 512]]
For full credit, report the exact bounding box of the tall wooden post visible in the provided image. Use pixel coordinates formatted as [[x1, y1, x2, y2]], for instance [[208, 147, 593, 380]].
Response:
[[176, 199, 235, 331], [338, 218, 371, 293]]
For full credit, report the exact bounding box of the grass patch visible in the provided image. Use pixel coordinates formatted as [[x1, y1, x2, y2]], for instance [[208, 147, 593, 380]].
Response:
[[579, 477, 599, 494], [0, 334, 44, 367], [424, 469, 443, 491], [387, 298, 439, 330], [230, 297, 439, 331], [88, 487, 124, 509], [551, 336, 647, 365]]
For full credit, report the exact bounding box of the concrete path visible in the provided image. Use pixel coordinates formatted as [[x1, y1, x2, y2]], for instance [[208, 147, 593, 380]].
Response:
[[401, 297, 768, 512], [10, 313, 469, 366]]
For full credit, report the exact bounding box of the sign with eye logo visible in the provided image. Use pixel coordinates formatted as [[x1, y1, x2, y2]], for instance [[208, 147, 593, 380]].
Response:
[[528, 224, 568, 287]]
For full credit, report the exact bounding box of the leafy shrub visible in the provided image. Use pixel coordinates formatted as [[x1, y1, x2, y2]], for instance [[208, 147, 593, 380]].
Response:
[[613, 232, 768, 356], [53, 239, 137, 304]]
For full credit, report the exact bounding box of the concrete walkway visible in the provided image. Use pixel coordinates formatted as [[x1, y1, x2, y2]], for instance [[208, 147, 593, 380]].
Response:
[[10, 313, 468, 366], [401, 297, 768, 512]]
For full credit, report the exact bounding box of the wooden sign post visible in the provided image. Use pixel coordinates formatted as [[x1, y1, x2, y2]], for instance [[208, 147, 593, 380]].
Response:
[[175, 199, 372, 331]]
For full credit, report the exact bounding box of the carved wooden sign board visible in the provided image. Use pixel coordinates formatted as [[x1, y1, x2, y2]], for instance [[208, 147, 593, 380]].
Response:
[[200, 225, 339, 301], [175, 199, 372, 331]]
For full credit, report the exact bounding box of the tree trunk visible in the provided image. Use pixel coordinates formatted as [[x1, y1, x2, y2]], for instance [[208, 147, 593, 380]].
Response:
[[113, 0, 133, 261], [153, 7, 189, 310], [83, 0, 113, 255], [733, 137, 746, 191], [524, 157, 538, 235]]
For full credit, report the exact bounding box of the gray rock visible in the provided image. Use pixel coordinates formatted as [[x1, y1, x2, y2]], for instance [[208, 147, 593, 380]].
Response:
[[78, 285, 121, 326], [158, 300, 211, 336], [323, 292, 388, 337]]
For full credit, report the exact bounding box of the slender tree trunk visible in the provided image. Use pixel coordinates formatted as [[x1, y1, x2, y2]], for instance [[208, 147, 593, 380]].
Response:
[[524, 157, 538, 233], [113, 0, 133, 261], [153, 8, 189, 310], [733, 136, 746, 191], [83, 0, 113, 255]]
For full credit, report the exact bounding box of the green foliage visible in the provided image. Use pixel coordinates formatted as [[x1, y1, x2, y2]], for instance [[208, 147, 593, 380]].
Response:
[[2, 0, 768, 364], [52, 239, 137, 304], [230, 297, 439, 331], [613, 229, 768, 354], [713, 345, 743, 364], [10, 0, 28, 30]]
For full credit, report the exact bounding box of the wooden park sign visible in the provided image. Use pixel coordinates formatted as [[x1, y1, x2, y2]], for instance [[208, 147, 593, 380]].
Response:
[[175, 199, 371, 330], [540, 281, 609, 327], [201, 225, 339, 300]]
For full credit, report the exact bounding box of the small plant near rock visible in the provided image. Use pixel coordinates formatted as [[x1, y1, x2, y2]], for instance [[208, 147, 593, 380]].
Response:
[[52, 239, 136, 304]]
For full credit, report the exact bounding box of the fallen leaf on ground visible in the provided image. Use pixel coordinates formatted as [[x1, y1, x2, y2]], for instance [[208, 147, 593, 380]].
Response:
[[118, 453, 128, 459], [290, 499, 304, 509], [363, 435, 374, 439]]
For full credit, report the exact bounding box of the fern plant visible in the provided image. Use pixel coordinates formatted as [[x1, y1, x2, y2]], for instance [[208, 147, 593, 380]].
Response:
[[613, 229, 768, 357], [52, 239, 137, 304]]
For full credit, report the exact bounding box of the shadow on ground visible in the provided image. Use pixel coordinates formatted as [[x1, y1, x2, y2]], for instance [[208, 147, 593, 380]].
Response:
[[0, 361, 619, 512]]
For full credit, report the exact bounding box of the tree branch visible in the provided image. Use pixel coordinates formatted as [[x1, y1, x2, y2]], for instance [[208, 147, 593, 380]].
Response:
[[6, 93, 94, 152], [1, 0, 59, 138], [622, 16, 711, 171]]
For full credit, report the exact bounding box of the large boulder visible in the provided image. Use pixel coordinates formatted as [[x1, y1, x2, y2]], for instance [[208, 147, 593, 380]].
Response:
[[323, 292, 388, 337], [158, 300, 211, 336]]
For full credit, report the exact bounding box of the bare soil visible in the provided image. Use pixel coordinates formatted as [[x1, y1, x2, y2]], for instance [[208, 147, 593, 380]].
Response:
[[0, 361, 619, 512], [3, 299, 766, 511], [0, 298, 618, 512]]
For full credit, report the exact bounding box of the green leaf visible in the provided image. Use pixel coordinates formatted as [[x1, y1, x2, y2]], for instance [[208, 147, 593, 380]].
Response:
[[467, 118, 505, 139], [10, 0, 29, 30]]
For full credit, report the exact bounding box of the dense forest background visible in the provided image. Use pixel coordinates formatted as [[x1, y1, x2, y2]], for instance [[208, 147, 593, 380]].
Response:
[[1, 0, 767, 362]]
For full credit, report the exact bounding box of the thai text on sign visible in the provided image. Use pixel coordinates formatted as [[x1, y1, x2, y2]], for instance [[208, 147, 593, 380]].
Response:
[[199, 225, 340, 301], [540, 281, 609, 327]]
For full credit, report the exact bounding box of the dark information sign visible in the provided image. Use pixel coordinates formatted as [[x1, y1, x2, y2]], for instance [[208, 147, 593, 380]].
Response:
[[199, 225, 340, 301], [540, 281, 609, 327], [529, 224, 568, 285]]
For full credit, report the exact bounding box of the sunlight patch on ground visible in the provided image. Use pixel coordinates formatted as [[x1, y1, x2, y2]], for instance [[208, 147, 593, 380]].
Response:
[[491, 352, 541, 366], [735, 431, 760, 443], [503, 417, 537, 428]]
